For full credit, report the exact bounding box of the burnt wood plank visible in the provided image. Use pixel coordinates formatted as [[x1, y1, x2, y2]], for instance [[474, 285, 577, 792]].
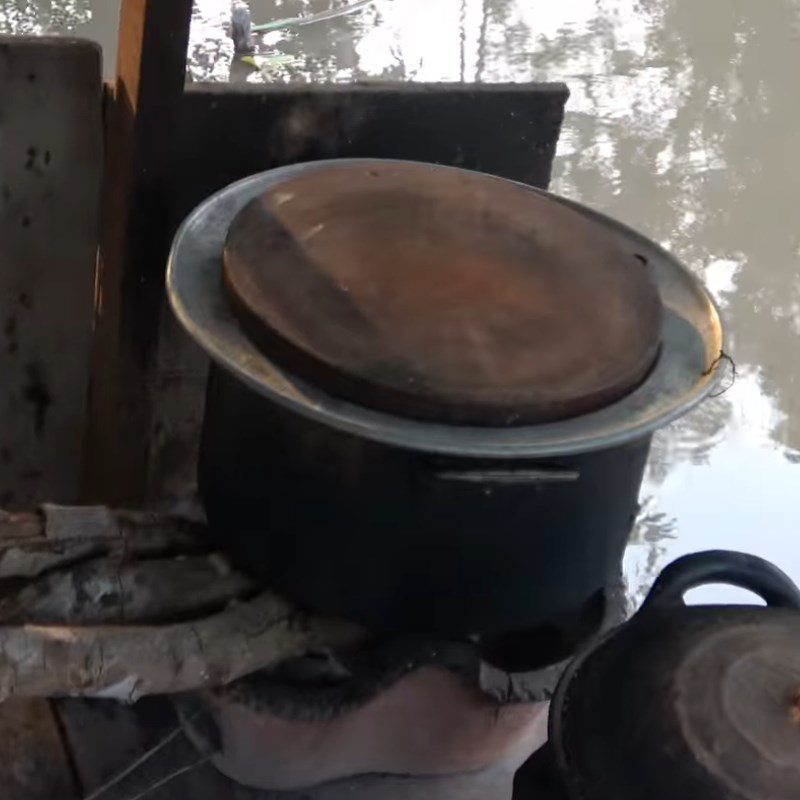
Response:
[[0, 38, 103, 800]]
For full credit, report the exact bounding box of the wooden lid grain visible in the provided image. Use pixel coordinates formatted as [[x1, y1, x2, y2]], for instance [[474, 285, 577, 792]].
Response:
[[223, 162, 662, 425]]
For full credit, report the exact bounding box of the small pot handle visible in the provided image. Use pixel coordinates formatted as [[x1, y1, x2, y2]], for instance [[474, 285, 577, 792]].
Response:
[[641, 550, 800, 611]]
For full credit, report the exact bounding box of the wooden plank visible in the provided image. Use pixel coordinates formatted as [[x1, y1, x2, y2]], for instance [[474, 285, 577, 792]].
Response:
[[82, 0, 194, 504], [56, 698, 179, 796], [56, 698, 247, 799], [173, 82, 568, 219], [0, 699, 78, 799], [0, 37, 102, 508], [0, 37, 103, 799], [147, 82, 569, 500]]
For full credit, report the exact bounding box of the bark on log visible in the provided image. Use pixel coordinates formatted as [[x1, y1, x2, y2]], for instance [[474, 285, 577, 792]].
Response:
[[0, 505, 364, 700], [0, 593, 363, 703], [0, 554, 256, 624], [0, 505, 205, 579]]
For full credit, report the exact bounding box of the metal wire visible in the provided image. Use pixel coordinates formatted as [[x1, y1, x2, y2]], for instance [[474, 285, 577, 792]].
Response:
[[116, 756, 210, 800], [81, 720, 194, 800]]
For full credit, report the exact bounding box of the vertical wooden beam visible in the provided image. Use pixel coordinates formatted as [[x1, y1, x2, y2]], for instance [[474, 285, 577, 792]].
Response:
[[82, 0, 194, 504]]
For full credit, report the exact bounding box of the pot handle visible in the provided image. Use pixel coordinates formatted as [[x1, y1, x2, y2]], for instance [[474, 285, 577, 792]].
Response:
[[641, 550, 800, 611], [434, 468, 579, 485]]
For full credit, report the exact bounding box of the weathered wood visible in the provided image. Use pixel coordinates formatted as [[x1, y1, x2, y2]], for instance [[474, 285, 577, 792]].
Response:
[[0, 592, 362, 702], [0, 504, 361, 700], [147, 81, 569, 499], [0, 42, 104, 789], [0, 509, 41, 541], [0, 505, 367, 701], [83, 0, 194, 505], [0, 554, 255, 624], [0, 504, 205, 578], [0, 38, 102, 509], [0, 698, 79, 799]]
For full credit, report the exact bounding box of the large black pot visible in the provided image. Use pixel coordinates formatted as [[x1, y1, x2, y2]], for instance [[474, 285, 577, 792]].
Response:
[[200, 362, 650, 636], [168, 160, 723, 637]]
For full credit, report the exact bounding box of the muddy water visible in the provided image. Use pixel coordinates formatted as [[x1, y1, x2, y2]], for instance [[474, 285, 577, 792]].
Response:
[[4, 0, 800, 605]]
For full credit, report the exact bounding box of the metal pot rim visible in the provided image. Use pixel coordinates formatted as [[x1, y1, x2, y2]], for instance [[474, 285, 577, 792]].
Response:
[[167, 158, 724, 457]]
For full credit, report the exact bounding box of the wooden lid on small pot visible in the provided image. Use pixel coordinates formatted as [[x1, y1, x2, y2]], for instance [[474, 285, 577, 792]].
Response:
[[222, 161, 663, 425], [553, 609, 800, 800]]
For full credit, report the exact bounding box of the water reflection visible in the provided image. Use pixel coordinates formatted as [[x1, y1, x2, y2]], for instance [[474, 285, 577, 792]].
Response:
[[4, 0, 800, 603], [0, 0, 91, 33], [0, 0, 119, 69], [549, 0, 800, 606]]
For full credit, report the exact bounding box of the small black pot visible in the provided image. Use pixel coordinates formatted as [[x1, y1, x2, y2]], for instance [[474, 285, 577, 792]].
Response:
[[549, 550, 800, 800]]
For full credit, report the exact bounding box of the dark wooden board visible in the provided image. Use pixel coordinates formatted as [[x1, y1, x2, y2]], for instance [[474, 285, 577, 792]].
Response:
[[0, 37, 101, 508], [145, 81, 570, 498], [0, 38, 104, 800], [171, 82, 569, 225], [56, 697, 252, 800], [85, 62, 569, 500], [223, 160, 662, 424], [0, 700, 78, 799]]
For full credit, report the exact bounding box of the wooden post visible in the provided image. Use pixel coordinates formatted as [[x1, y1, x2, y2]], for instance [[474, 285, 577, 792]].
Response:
[[81, 0, 194, 504], [0, 38, 102, 508]]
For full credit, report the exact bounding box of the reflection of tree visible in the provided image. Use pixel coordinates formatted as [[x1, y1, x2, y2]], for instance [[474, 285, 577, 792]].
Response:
[[561, 2, 800, 456], [529, 1, 800, 581], [487, 0, 800, 455], [187, 0, 234, 83], [626, 493, 678, 608], [284, 0, 372, 83], [693, 0, 800, 452], [0, 0, 40, 32], [478, 1, 739, 463], [0, 0, 91, 33], [475, 1, 800, 578], [646, 395, 732, 484]]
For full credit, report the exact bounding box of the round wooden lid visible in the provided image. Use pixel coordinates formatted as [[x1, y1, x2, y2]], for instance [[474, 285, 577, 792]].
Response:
[[222, 161, 663, 425], [676, 621, 800, 800], [553, 610, 800, 800]]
